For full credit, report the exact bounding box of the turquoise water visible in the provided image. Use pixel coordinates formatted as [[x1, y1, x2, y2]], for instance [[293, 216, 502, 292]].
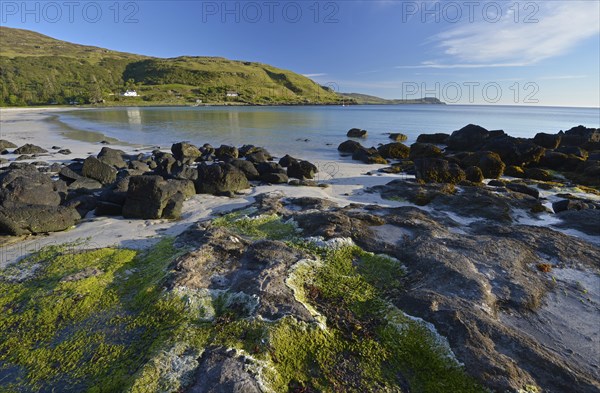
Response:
[[59, 105, 600, 160]]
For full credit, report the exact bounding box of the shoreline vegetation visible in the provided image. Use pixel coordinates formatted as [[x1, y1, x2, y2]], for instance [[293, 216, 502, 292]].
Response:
[[0, 106, 599, 392], [0, 26, 445, 108]]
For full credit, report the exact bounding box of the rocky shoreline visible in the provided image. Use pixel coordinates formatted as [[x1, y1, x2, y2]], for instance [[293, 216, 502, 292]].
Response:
[[0, 115, 598, 392]]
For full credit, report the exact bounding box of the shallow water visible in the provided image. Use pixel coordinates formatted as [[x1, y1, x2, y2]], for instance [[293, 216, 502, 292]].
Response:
[[58, 105, 600, 160]]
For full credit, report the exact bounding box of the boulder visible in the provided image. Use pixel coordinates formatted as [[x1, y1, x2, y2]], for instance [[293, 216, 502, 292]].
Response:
[[0, 140, 17, 150], [171, 142, 201, 162], [0, 166, 61, 206], [338, 140, 363, 154], [409, 143, 443, 159], [352, 147, 388, 164], [229, 159, 260, 181], [64, 195, 97, 219], [195, 163, 250, 195], [377, 143, 410, 159], [533, 133, 561, 149], [465, 166, 484, 183], [446, 124, 492, 151], [414, 158, 466, 184], [461, 151, 505, 179], [278, 154, 298, 167], [560, 125, 600, 149], [122, 175, 190, 219], [0, 204, 79, 235], [13, 144, 47, 155], [482, 136, 545, 166], [506, 182, 539, 199], [555, 146, 588, 160], [524, 168, 554, 182], [287, 160, 318, 180], [97, 147, 128, 169], [389, 133, 408, 142], [417, 133, 450, 144], [256, 162, 286, 176], [215, 145, 239, 161], [170, 162, 199, 181], [552, 199, 593, 213], [245, 151, 270, 163], [261, 172, 289, 184], [82, 156, 117, 185], [347, 128, 368, 138], [504, 165, 525, 178]]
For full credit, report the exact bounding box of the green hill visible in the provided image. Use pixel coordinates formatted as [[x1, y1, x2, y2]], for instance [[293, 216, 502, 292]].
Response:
[[340, 92, 444, 105], [0, 27, 343, 106]]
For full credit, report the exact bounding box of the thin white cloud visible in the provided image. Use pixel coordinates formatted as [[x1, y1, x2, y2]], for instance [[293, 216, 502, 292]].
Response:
[[396, 62, 529, 69], [303, 73, 327, 78], [538, 75, 589, 80], [432, 1, 599, 65]]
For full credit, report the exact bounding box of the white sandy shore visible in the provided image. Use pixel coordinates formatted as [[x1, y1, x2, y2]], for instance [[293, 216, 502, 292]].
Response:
[[0, 107, 408, 266]]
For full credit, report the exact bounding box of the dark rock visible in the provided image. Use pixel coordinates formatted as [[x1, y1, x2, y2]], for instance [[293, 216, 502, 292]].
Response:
[[161, 192, 184, 219], [465, 166, 484, 183], [14, 155, 32, 161], [82, 156, 117, 185], [171, 142, 201, 162], [13, 144, 47, 155], [261, 172, 289, 184], [0, 204, 79, 235], [68, 177, 103, 191], [195, 164, 250, 195], [0, 140, 17, 150], [524, 168, 554, 182], [377, 142, 410, 159], [533, 132, 561, 149], [506, 182, 539, 199], [278, 154, 298, 167], [554, 209, 600, 236], [417, 133, 450, 144], [229, 159, 260, 181], [287, 160, 318, 180], [389, 133, 408, 142], [552, 199, 592, 213], [352, 147, 388, 164], [94, 201, 123, 216], [461, 151, 505, 179], [446, 124, 492, 151], [245, 151, 270, 163], [409, 143, 443, 159], [128, 160, 151, 172], [256, 162, 285, 176], [123, 176, 191, 219], [215, 145, 239, 161], [64, 195, 97, 219], [488, 179, 506, 187], [482, 136, 545, 166], [560, 125, 600, 149], [338, 140, 363, 154], [539, 151, 584, 171], [170, 162, 199, 181], [555, 146, 588, 160], [187, 346, 262, 393], [57, 149, 72, 155], [505, 165, 525, 178], [97, 147, 128, 169], [347, 128, 368, 138], [0, 166, 61, 206], [414, 158, 466, 184]]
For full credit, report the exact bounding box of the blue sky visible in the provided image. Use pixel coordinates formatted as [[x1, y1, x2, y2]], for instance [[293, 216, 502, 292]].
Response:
[[1, 0, 599, 107]]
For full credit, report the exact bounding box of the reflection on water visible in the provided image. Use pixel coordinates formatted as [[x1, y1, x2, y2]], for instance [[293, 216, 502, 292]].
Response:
[[127, 108, 142, 126], [58, 105, 600, 160]]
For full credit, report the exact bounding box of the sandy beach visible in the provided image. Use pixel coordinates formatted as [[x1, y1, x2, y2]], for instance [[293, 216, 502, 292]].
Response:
[[0, 107, 408, 265]]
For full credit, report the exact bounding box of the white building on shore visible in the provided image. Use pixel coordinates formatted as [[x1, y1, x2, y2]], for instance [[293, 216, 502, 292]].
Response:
[[122, 90, 139, 97]]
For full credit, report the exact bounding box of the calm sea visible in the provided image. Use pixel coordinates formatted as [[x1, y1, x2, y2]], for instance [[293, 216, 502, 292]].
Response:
[[58, 105, 600, 161]]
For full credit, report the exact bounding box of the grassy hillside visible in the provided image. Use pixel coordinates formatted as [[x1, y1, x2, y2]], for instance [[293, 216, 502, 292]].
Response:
[[0, 27, 343, 106], [341, 92, 444, 105]]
